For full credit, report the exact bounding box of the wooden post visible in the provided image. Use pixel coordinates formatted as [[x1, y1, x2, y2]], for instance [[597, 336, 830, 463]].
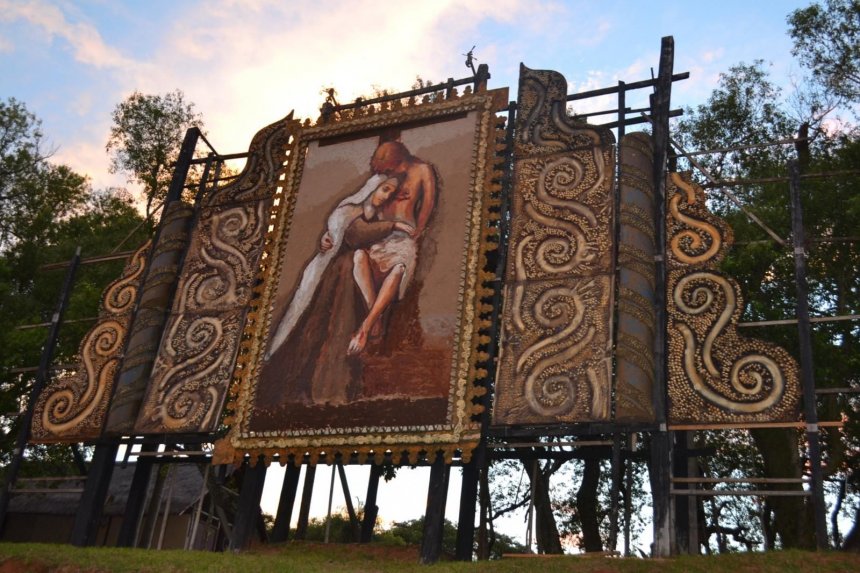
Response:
[[455, 456, 479, 559], [788, 160, 829, 550], [456, 98, 517, 561], [649, 35, 675, 558], [116, 443, 157, 547], [270, 462, 302, 543], [336, 462, 361, 541], [419, 452, 451, 564], [673, 431, 691, 553], [295, 464, 316, 540], [0, 248, 81, 537], [608, 434, 622, 551], [71, 441, 119, 546], [229, 457, 268, 551], [360, 464, 382, 543]]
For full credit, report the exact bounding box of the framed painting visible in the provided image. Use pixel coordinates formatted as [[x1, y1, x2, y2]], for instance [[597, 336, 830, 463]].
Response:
[[216, 88, 507, 465]]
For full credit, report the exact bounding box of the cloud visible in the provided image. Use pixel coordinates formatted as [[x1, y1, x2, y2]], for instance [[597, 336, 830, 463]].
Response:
[[115, 0, 549, 154], [0, 0, 132, 68], [0, 0, 559, 191]]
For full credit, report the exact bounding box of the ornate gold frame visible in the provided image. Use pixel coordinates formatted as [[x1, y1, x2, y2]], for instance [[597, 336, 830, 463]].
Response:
[[216, 88, 507, 466]]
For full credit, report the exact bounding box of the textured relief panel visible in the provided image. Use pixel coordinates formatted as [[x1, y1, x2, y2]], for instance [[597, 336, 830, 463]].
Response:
[[104, 203, 194, 434], [134, 116, 297, 434], [31, 241, 150, 442], [666, 172, 800, 423], [493, 65, 615, 425], [214, 88, 506, 466], [616, 133, 657, 421]]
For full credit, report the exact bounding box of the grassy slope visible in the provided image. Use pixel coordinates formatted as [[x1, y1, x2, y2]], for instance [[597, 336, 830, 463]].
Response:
[[0, 542, 859, 573]]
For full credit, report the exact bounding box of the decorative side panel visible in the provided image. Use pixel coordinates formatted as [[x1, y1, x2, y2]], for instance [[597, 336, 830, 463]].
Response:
[[104, 203, 194, 434], [134, 116, 297, 434], [31, 241, 150, 442], [616, 133, 657, 421], [493, 65, 615, 425], [666, 172, 801, 423]]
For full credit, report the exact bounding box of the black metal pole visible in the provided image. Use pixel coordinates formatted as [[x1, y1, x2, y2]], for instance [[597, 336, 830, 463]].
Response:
[[607, 79, 627, 557], [788, 160, 829, 550], [294, 465, 316, 540], [271, 462, 302, 543], [360, 464, 382, 543], [649, 35, 675, 558], [116, 443, 158, 547], [420, 452, 451, 564], [229, 457, 268, 551], [71, 441, 120, 546], [455, 99, 517, 561], [0, 247, 81, 538], [336, 462, 361, 541]]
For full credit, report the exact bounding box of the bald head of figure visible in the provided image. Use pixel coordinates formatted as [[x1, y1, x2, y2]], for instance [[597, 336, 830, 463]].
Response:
[[370, 141, 412, 175]]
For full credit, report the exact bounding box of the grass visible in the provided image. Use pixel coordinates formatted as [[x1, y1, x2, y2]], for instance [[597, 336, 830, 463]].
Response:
[[0, 542, 858, 572]]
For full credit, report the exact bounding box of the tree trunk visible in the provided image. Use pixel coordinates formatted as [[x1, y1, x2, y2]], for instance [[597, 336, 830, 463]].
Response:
[[750, 428, 815, 549], [527, 461, 563, 554], [576, 456, 604, 552]]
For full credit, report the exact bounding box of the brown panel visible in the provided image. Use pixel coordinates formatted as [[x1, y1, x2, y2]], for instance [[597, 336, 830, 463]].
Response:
[[214, 87, 507, 466], [666, 172, 801, 423], [104, 202, 194, 434], [493, 65, 615, 425], [615, 133, 657, 422], [133, 117, 297, 434], [31, 241, 150, 442]]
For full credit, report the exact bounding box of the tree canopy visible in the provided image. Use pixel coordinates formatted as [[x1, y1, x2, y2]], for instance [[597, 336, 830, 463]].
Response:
[[106, 90, 204, 217], [788, 0, 860, 102]]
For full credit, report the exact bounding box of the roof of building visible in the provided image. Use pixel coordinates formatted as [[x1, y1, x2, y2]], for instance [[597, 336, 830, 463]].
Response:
[[8, 462, 209, 516]]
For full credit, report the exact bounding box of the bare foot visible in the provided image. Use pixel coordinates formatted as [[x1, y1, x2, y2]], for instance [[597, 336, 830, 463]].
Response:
[[347, 329, 368, 356]]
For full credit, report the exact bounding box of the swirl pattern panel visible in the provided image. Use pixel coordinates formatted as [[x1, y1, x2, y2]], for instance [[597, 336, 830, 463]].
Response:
[[666, 172, 800, 423], [133, 116, 298, 434], [31, 241, 151, 442], [493, 66, 615, 425]]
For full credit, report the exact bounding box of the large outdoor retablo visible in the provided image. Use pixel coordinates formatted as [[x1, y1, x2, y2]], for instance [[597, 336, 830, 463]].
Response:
[[216, 88, 506, 464]]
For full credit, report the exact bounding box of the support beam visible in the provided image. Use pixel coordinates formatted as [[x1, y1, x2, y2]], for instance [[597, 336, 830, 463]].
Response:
[[116, 443, 157, 547], [294, 465, 316, 540], [229, 457, 268, 551], [788, 160, 829, 550], [360, 464, 382, 543], [455, 455, 479, 560], [336, 462, 360, 542], [270, 463, 302, 543], [71, 442, 119, 546], [419, 452, 451, 564], [649, 35, 675, 558]]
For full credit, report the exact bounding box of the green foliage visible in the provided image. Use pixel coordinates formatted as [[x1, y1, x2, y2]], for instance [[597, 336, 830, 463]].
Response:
[[106, 90, 204, 216], [0, 99, 90, 252], [295, 512, 525, 560], [673, 35, 860, 550], [788, 0, 860, 102]]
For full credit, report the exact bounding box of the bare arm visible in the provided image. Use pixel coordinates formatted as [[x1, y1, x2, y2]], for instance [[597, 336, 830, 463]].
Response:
[[413, 164, 437, 237]]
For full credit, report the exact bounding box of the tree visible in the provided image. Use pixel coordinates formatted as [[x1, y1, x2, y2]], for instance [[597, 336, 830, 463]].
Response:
[[106, 90, 204, 217], [0, 99, 89, 251], [674, 53, 860, 550], [788, 0, 860, 102]]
